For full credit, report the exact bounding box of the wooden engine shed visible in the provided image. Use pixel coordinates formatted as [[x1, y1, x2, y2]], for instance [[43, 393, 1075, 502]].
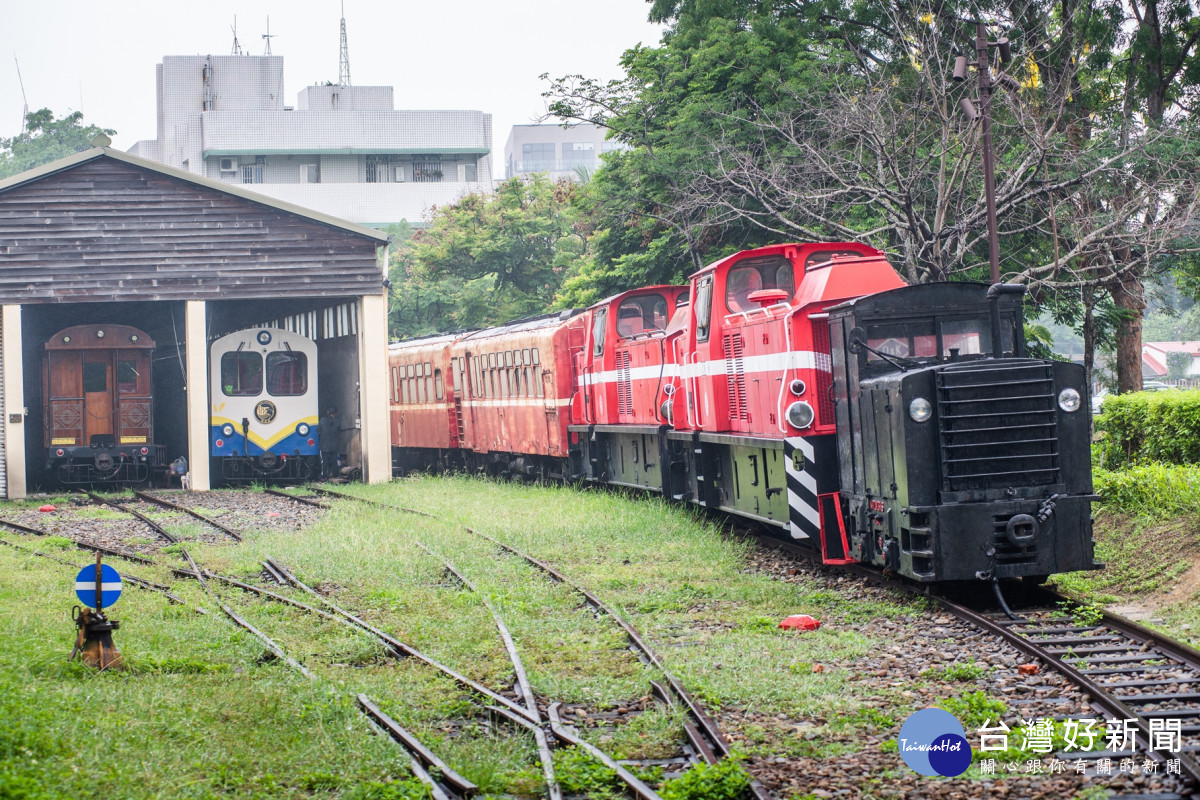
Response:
[[0, 146, 391, 496]]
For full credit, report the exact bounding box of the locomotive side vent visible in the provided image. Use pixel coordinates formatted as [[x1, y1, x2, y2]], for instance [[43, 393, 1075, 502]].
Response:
[[617, 350, 634, 417], [992, 513, 1039, 564], [723, 333, 749, 421], [811, 322, 834, 425], [936, 362, 1059, 492]]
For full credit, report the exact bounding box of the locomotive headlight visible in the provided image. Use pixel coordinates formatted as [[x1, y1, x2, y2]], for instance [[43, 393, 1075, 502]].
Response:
[[789, 379, 806, 396], [786, 400, 815, 430], [909, 397, 933, 423], [1058, 388, 1082, 412], [221, 423, 235, 436], [297, 423, 310, 435]]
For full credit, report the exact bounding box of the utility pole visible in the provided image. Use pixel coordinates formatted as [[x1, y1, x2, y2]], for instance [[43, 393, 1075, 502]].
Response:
[[952, 23, 1014, 285]]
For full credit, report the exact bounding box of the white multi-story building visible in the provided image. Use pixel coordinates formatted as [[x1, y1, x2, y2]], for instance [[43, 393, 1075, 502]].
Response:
[[129, 54, 493, 226], [503, 123, 622, 181]]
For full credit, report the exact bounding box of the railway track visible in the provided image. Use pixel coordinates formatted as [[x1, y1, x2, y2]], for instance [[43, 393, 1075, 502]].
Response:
[[753, 533, 1200, 797], [300, 485, 768, 800]]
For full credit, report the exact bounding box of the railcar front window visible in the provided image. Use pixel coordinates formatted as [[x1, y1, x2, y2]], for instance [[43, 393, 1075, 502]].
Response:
[[266, 352, 308, 396], [725, 256, 795, 313], [221, 352, 263, 396]]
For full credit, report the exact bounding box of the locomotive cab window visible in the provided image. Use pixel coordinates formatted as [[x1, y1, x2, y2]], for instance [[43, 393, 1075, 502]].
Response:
[[725, 256, 794, 313], [616, 294, 669, 338], [865, 320, 937, 362], [222, 352, 263, 396], [266, 352, 308, 396], [695, 275, 714, 341], [592, 309, 607, 356]]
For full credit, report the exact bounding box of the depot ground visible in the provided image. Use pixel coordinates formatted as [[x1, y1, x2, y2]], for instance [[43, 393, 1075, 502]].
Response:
[[0, 477, 1158, 799]]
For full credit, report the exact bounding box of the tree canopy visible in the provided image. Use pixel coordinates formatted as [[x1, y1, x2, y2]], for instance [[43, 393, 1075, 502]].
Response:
[[0, 109, 116, 180], [388, 175, 588, 339]]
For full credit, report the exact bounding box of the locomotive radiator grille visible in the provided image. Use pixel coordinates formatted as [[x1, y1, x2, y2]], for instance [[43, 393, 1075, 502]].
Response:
[[617, 351, 634, 417], [723, 333, 749, 421], [811, 323, 835, 425], [936, 363, 1059, 492]]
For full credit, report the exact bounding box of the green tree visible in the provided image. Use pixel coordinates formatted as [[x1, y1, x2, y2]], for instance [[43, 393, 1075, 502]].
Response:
[[389, 175, 588, 338], [0, 108, 116, 179]]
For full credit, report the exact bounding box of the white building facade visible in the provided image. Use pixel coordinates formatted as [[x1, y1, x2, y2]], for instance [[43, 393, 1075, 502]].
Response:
[[503, 123, 622, 181], [129, 55, 493, 226]]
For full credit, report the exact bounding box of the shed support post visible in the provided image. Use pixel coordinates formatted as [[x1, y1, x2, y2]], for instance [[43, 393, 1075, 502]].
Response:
[[2, 305, 26, 499], [358, 293, 390, 483], [185, 300, 210, 491]]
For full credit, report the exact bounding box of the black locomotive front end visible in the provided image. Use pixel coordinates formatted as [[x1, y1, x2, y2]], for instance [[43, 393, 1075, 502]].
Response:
[[829, 283, 1100, 582]]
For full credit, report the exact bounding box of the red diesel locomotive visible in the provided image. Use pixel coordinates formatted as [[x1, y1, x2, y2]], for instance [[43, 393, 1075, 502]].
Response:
[[388, 242, 1098, 584]]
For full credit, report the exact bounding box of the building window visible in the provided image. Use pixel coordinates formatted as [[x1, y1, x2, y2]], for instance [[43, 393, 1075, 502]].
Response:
[[521, 142, 555, 172], [242, 164, 264, 184], [412, 156, 443, 183], [300, 164, 320, 183], [562, 142, 595, 168], [464, 162, 477, 182]]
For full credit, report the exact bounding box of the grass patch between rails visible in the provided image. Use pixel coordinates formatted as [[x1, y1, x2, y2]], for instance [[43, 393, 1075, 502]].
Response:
[[1, 478, 929, 798]]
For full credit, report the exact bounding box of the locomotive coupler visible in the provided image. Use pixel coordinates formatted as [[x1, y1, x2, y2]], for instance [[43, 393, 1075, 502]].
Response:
[[70, 606, 123, 670], [1036, 494, 1059, 523]]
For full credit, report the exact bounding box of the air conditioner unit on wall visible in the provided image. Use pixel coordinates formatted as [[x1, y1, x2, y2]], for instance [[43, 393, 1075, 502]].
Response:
[[219, 157, 237, 172]]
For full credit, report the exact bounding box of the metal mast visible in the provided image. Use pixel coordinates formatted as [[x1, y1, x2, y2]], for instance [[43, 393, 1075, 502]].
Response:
[[338, 2, 351, 86], [262, 16, 275, 55]]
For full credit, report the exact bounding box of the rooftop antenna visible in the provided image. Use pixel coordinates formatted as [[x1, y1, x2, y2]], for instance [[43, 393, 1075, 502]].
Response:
[[230, 16, 243, 56], [13, 54, 29, 132], [338, 2, 351, 86], [262, 16, 275, 55]]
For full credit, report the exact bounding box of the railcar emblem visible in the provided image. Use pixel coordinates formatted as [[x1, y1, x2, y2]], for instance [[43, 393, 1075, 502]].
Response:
[[254, 400, 277, 424]]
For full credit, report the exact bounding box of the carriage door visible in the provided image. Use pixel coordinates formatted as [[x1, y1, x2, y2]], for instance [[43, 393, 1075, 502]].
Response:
[[83, 352, 114, 444]]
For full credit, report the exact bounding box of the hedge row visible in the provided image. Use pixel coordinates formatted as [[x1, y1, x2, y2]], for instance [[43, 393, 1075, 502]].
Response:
[[1095, 389, 1200, 468], [1093, 463, 1200, 517]]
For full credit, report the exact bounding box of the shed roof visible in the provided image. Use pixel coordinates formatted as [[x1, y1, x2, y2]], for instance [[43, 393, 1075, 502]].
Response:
[[0, 148, 389, 303]]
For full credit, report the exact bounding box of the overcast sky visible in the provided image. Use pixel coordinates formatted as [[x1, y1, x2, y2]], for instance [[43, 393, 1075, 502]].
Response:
[[1, 0, 664, 151]]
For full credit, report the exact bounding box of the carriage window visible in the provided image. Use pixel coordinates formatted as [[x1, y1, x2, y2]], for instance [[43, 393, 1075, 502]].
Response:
[[266, 352, 308, 396], [523, 348, 531, 365], [401, 378, 410, 404], [117, 360, 139, 394], [532, 347, 540, 365], [84, 362, 107, 393], [417, 374, 426, 403], [434, 369, 445, 400], [221, 352, 263, 396], [533, 365, 544, 397]]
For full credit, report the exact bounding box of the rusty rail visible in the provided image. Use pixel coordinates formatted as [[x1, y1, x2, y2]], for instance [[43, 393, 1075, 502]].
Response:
[[133, 490, 242, 541]]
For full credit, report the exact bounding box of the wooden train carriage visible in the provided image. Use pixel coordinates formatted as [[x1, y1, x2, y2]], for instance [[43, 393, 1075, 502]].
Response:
[[388, 334, 461, 471], [451, 311, 587, 476], [43, 324, 163, 484]]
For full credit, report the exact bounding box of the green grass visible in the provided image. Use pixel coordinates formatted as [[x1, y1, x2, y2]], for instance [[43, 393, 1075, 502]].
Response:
[[0, 478, 936, 798]]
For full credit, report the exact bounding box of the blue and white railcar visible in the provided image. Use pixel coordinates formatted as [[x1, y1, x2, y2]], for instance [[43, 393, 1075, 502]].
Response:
[[209, 328, 320, 481]]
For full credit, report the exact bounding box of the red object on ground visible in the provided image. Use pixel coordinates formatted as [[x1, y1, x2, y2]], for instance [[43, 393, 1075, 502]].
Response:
[[266, 512, 280, 518], [778, 614, 821, 631], [1018, 663, 1039, 676], [38, 504, 55, 512]]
